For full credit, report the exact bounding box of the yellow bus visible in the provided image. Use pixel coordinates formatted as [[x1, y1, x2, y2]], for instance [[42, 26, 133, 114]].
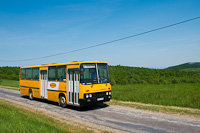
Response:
[[19, 61, 111, 107]]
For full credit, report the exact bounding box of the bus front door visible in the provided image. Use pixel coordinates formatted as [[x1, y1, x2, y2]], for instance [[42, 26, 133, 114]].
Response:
[[40, 70, 48, 99], [68, 70, 79, 106]]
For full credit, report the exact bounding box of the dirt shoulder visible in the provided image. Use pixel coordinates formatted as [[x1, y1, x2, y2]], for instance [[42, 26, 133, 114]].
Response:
[[108, 99, 200, 118]]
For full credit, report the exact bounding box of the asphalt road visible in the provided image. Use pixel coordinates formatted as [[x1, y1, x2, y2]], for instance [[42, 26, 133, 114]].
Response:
[[1, 88, 200, 133]]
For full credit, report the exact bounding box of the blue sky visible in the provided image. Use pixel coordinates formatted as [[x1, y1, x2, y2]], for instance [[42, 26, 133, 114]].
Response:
[[0, 0, 200, 68]]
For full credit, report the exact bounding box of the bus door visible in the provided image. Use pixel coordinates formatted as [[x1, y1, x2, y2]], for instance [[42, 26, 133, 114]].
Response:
[[40, 70, 48, 99], [68, 70, 79, 105]]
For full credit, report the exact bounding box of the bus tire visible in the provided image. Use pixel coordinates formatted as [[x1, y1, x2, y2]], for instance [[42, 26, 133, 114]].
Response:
[[59, 94, 67, 108], [29, 89, 34, 100]]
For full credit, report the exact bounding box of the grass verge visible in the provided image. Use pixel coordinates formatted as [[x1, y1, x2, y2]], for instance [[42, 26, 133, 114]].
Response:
[[0, 85, 19, 90], [108, 99, 200, 117], [0, 79, 19, 88], [112, 83, 200, 109], [0, 99, 98, 133]]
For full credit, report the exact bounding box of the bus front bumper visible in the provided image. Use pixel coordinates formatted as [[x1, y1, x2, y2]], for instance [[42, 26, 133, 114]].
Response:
[[80, 91, 111, 105]]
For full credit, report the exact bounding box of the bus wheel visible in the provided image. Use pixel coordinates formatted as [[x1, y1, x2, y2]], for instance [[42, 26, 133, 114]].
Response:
[[29, 89, 34, 100], [59, 95, 67, 108]]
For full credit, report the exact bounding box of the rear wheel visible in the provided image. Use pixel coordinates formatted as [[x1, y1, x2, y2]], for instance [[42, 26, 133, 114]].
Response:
[[29, 89, 34, 100], [59, 95, 67, 108]]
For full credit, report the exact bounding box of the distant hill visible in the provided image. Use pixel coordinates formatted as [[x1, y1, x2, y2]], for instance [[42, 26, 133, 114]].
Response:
[[167, 62, 200, 72]]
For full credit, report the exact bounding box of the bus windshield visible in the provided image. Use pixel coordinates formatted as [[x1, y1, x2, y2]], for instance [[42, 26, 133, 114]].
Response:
[[80, 63, 110, 85]]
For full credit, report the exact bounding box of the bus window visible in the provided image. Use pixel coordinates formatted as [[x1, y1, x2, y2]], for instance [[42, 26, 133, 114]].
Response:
[[80, 63, 109, 84], [26, 68, 32, 80], [81, 64, 97, 84], [21, 69, 26, 80], [48, 66, 56, 81], [97, 64, 109, 83], [57, 65, 66, 81], [32, 67, 39, 80]]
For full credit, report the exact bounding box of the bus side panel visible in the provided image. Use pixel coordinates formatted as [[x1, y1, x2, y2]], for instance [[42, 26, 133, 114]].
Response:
[[20, 80, 39, 88], [59, 82, 67, 92], [46, 82, 66, 102], [20, 80, 40, 97], [20, 87, 28, 96], [59, 82, 67, 100], [47, 91, 67, 103], [32, 89, 40, 98], [47, 91, 59, 102]]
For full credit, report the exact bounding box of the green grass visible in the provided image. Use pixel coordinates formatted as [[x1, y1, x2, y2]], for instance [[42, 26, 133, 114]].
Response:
[[0, 79, 19, 88], [0, 100, 94, 133], [112, 83, 200, 109], [1, 79, 200, 110]]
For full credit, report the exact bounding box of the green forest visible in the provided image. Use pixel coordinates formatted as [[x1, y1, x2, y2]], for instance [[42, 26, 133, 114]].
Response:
[[0, 67, 20, 83], [1, 65, 200, 85], [109, 65, 200, 85]]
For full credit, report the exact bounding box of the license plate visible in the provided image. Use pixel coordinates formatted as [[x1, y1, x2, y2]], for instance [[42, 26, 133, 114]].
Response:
[[97, 97, 104, 101]]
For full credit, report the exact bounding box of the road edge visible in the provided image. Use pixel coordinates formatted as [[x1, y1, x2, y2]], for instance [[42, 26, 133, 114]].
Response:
[[1, 86, 200, 118]]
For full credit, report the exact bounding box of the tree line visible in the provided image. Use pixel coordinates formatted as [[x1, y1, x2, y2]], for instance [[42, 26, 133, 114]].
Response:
[[0, 67, 20, 82], [109, 65, 200, 85], [1, 66, 200, 85]]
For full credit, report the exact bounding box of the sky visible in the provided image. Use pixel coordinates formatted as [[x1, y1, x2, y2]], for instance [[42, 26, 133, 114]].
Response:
[[0, 0, 200, 68]]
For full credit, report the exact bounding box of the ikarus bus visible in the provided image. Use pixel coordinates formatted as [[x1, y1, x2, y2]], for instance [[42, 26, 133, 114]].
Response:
[[19, 61, 111, 107]]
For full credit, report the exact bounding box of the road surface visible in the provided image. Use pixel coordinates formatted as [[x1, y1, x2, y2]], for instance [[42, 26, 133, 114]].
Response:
[[0, 88, 200, 133]]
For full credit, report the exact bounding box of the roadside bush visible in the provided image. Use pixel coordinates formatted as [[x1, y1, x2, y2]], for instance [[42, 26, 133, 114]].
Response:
[[0, 66, 20, 81], [110, 78, 116, 85]]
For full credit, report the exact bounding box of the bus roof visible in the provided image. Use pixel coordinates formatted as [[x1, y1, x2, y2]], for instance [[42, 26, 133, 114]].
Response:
[[20, 61, 107, 69]]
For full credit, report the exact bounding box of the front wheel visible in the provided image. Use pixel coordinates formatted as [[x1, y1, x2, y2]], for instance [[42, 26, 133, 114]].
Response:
[[29, 89, 34, 100], [59, 95, 67, 108]]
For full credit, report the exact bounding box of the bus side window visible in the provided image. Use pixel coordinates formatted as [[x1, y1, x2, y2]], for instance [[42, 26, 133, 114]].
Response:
[[57, 65, 66, 81], [32, 67, 39, 80], [48, 66, 57, 81], [21, 69, 26, 80], [26, 68, 32, 80]]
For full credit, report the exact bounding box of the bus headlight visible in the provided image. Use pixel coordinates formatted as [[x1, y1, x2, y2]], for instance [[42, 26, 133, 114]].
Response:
[[86, 94, 89, 98], [109, 91, 111, 95], [106, 92, 108, 95], [89, 94, 92, 98]]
